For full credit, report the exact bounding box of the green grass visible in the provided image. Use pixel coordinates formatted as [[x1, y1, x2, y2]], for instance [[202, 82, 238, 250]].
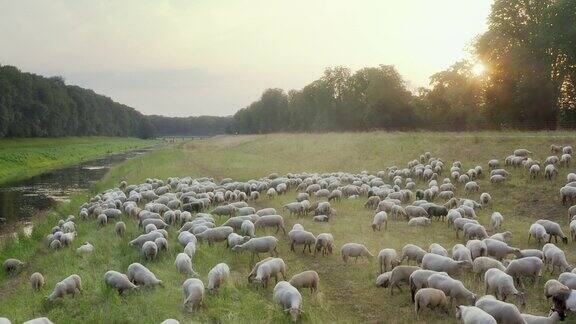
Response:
[[0, 137, 160, 185], [2, 131, 576, 323]]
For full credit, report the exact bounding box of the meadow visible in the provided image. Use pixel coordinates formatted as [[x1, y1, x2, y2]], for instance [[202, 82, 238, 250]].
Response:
[[2, 132, 576, 323], [0, 137, 160, 185]]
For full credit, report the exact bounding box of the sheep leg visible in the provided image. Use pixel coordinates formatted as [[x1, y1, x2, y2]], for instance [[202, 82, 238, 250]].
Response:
[[308, 244, 312, 253], [302, 245, 306, 253]]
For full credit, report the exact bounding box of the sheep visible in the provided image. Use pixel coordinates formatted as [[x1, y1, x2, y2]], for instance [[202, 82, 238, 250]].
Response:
[[376, 271, 392, 287], [529, 164, 541, 179], [542, 243, 572, 273], [127, 263, 163, 286], [254, 215, 286, 235], [406, 205, 428, 218], [378, 248, 400, 273], [154, 237, 168, 251], [76, 242, 94, 255], [429, 243, 448, 257], [536, 220, 568, 244], [490, 231, 513, 243], [473, 257, 506, 280], [47, 274, 82, 301], [227, 233, 248, 249], [252, 258, 287, 287], [115, 221, 126, 236], [408, 217, 431, 227], [488, 159, 500, 169], [475, 295, 525, 324], [30, 272, 45, 291], [141, 241, 158, 260], [211, 205, 237, 217], [518, 249, 544, 259], [144, 224, 157, 233], [490, 174, 507, 184], [545, 164, 557, 180], [364, 196, 381, 209], [422, 253, 471, 276], [558, 272, 576, 290], [456, 305, 497, 324], [484, 268, 526, 305], [104, 270, 138, 295], [414, 288, 449, 318], [504, 257, 543, 287], [22, 318, 54, 324], [521, 311, 562, 324], [289, 231, 316, 254], [427, 273, 476, 305], [3, 258, 25, 274], [49, 240, 62, 250], [256, 208, 277, 216], [545, 155, 560, 165], [241, 220, 255, 238], [232, 236, 279, 260], [388, 265, 420, 295], [561, 154, 571, 167], [160, 319, 180, 324], [491, 212, 504, 231], [452, 244, 473, 263], [196, 226, 234, 244], [289, 270, 319, 293], [483, 238, 521, 261], [480, 192, 492, 206], [341, 243, 374, 264], [130, 231, 165, 247], [464, 224, 489, 240], [401, 244, 427, 264], [529, 223, 550, 243], [175, 253, 198, 276], [273, 281, 303, 322], [97, 213, 107, 227], [561, 186, 576, 206], [409, 269, 448, 301], [465, 181, 480, 193], [371, 211, 388, 231], [59, 232, 76, 246], [182, 278, 204, 311], [207, 263, 230, 293], [455, 218, 479, 238], [314, 233, 334, 256]]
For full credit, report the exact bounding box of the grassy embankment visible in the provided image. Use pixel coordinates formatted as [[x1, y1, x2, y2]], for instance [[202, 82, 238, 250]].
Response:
[[1, 132, 576, 323], [0, 137, 160, 185]]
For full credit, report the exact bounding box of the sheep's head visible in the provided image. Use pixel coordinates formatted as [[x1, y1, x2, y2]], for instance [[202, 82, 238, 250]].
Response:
[[515, 292, 526, 307], [285, 307, 302, 322]]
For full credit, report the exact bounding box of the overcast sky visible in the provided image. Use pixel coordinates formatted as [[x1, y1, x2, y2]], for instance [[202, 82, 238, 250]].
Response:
[[0, 0, 491, 117]]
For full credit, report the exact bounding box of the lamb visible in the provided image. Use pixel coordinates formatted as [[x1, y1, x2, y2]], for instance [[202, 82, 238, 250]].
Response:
[[76, 242, 94, 255], [456, 305, 497, 324], [483, 239, 521, 260], [232, 236, 279, 260], [115, 221, 126, 236], [273, 281, 303, 322], [196, 226, 234, 244], [505, 257, 542, 286], [427, 273, 476, 305], [252, 258, 287, 287], [401, 244, 427, 264], [3, 258, 25, 274], [371, 211, 388, 231], [414, 288, 449, 318], [429, 243, 448, 257], [422, 253, 471, 276], [182, 278, 204, 311], [341, 243, 374, 264], [175, 253, 198, 276], [289, 270, 319, 293], [142, 241, 158, 260], [475, 295, 525, 324], [47, 274, 82, 301], [491, 212, 504, 231], [30, 272, 45, 291], [484, 268, 526, 305], [388, 265, 420, 295], [127, 263, 163, 286], [542, 243, 572, 273], [520, 311, 562, 324], [289, 231, 316, 254], [536, 219, 568, 244], [529, 223, 551, 243], [314, 233, 334, 256], [561, 154, 571, 167], [408, 217, 431, 227], [207, 263, 230, 293], [254, 215, 286, 235], [490, 231, 513, 243], [104, 270, 138, 295], [241, 220, 255, 238], [409, 269, 448, 301], [378, 248, 400, 273]]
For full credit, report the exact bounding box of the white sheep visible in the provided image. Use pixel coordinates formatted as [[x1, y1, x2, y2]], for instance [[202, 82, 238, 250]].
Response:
[[491, 212, 504, 231], [141, 241, 158, 260], [241, 220, 255, 238], [378, 248, 400, 273], [543, 243, 572, 273], [414, 288, 449, 318], [484, 268, 525, 305], [104, 270, 138, 295], [401, 244, 427, 264], [475, 295, 525, 324], [30, 272, 45, 291], [47, 274, 82, 301], [175, 253, 198, 276], [341, 243, 374, 264], [314, 233, 334, 256], [273, 281, 303, 322], [422, 253, 471, 276], [289, 270, 319, 293], [408, 217, 431, 227], [76, 242, 94, 255], [252, 258, 287, 288], [371, 211, 388, 231], [207, 263, 230, 293], [427, 273, 476, 305], [127, 263, 162, 286], [455, 305, 497, 324], [429, 243, 448, 257], [182, 278, 204, 311]]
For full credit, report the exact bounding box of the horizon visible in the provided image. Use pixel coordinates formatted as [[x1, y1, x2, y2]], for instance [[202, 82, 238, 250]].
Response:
[[0, 0, 491, 117]]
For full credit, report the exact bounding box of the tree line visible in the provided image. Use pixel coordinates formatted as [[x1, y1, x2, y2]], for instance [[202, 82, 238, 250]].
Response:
[[0, 65, 231, 138], [230, 0, 576, 133]]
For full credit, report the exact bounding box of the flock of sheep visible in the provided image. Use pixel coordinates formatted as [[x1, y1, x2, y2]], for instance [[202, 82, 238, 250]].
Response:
[[3, 143, 576, 323]]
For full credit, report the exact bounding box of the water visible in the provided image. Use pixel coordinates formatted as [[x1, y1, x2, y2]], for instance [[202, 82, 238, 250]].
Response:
[[0, 148, 152, 230]]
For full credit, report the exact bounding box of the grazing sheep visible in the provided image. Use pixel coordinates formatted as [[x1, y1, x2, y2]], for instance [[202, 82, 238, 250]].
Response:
[[97, 213, 107, 227], [312, 215, 329, 222], [422, 253, 471, 276], [475, 295, 525, 324], [429, 243, 448, 257], [490, 231, 513, 243], [104, 270, 138, 295], [256, 208, 277, 216], [289, 270, 319, 293], [490, 174, 507, 184], [314, 233, 334, 256], [455, 219, 479, 238], [408, 217, 431, 227], [241, 220, 255, 238], [483, 239, 521, 261], [514, 149, 532, 157], [141, 241, 158, 260], [484, 268, 526, 305], [388, 265, 420, 295], [3, 258, 25, 274], [130, 231, 165, 247], [196, 226, 234, 244], [473, 257, 506, 280], [76, 242, 94, 255], [464, 224, 489, 240], [47, 274, 82, 301], [207, 263, 230, 293], [488, 159, 499, 170], [545, 164, 557, 180], [455, 305, 497, 324], [480, 193, 491, 206], [504, 257, 542, 287], [414, 288, 449, 318], [491, 212, 504, 231], [252, 258, 287, 287], [401, 244, 427, 265], [182, 278, 204, 311], [371, 211, 388, 231], [559, 272, 576, 290], [561, 186, 576, 206], [30, 272, 45, 291], [232, 236, 279, 260], [254, 215, 286, 235], [465, 181, 480, 193], [536, 220, 568, 244], [529, 164, 541, 179], [127, 263, 163, 286], [544, 279, 570, 300], [289, 231, 316, 254], [227, 233, 248, 249], [409, 269, 448, 301], [529, 223, 550, 243], [406, 205, 428, 218], [376, 271, 392, 287], [543, 243, 572, 273], [427, 274, 476, 305], [341, 243, 374, 264], [273, 281, 303, 322], [518, 249, 544, 260], [115, 222, 126, 236], [154, 237, 168, 251], [378, 248, 400, 273], [520, 311, 562, 324], [175, 253, 198, 276]]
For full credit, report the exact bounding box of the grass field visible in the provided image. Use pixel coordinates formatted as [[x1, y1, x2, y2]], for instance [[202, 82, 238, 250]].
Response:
[[0, 137, 160, 185], [2, 132, 576, 323]]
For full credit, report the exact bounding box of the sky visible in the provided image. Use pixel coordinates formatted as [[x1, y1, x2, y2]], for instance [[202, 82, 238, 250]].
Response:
[[0, 0, 492, 117]]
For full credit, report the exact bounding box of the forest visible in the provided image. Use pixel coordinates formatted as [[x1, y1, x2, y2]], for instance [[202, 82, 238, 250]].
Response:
[[148, 115, 232, 137], [230, 0, 576, 133]]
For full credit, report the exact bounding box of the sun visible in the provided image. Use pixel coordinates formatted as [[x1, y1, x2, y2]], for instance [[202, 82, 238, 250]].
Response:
[[472, 62, 486, 76]]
